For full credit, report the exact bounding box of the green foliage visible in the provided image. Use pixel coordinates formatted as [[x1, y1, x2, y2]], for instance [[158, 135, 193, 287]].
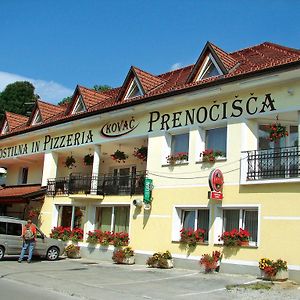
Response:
[[0, 81, 38, 121], [58, 96, 72, 106], [93, 84, 111, 92]]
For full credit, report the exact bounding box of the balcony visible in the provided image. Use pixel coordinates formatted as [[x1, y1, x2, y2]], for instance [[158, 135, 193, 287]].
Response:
[[47, 171, 146, 196], [242, 146, 300, 182]]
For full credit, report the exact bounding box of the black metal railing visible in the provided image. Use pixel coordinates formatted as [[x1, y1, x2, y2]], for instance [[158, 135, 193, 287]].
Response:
[[245, 146, 300, 180], [47, 172, 146, 196]]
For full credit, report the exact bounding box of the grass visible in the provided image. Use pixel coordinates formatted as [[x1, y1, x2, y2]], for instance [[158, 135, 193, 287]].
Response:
[[226, 282, 273, 291]]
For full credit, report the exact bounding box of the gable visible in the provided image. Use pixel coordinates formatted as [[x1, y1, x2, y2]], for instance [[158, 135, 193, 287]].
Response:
[[31, 109, 43, 125], [196, 54, 222, 81], [1, 120, 9, 135], [125, 78, 143, 99], [72, 95, 87, 114]]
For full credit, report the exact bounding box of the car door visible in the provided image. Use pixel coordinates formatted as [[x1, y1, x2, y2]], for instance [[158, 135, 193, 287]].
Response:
[[6, 222, 23, 254], [34, 228, 48, 256]]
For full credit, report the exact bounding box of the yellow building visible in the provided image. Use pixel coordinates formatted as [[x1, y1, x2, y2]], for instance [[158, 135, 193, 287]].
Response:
[[1, 41, 300, 281]]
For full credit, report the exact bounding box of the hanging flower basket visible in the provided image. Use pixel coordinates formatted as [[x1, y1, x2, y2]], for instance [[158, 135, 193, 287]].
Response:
[[111, 150, 128, 163], [83, 154, 94, 166], [266, 123, 288, 142], [133, 146, 148, 161], [64, 156, 76, 169]]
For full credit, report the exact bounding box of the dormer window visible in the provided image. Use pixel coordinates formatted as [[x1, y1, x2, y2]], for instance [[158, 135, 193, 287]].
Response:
[[72, 95, 86, 114], [196, 54, 222, 81], [125, 79, 143, 99], [1, 121, 9, 134], [32, 110, 42, 125]]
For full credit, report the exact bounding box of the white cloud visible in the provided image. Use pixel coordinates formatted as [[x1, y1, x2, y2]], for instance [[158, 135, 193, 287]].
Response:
[[170, 62, 183, 71], [0, 71, 73, 104]]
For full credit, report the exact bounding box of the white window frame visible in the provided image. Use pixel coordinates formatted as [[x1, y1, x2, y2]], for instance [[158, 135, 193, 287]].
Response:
[[124, 78, 143, 99], [32, 109, 42, 125], [196, 54, 222, 81], [1, 121, 9, 134], [172, 205, 211, 242], [95, 205, 130, 233], [55, 204, 86, 230], [204, 125, 228, 159], [71, 95, 86, 114], [215, 205, 260, 247]]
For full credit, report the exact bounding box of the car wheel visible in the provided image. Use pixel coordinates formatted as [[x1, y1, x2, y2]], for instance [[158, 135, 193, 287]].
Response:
[[46, 246, 59, 261], [0, 246, 5, 260]]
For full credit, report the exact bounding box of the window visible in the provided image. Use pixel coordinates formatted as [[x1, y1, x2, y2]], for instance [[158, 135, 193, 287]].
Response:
[[19, 167, 28, 184], [1, 121, 9, 134], [196, 55, 222, 81], [7, 222, 22, 236], [171, 133, 189, 155], [32, 110, 42, 125], [95, 206, 130, 233], [181, 209, 209, 241], [223, 208, 258, 244], [0, 222, 6, 234], [72, 96, 86, 114], [125, 79, 142, 99], [206, 127, 227, 156], [57, 205, 85, 229]]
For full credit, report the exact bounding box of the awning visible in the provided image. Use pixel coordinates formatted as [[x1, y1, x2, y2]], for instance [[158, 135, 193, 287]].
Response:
[[0, 184, 46, 203]]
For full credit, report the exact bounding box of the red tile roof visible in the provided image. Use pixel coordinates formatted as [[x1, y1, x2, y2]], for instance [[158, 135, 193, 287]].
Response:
[[1, 41, 300, 138], [0, 184, 46, 203], [37, 100, 65, 121], [1, 112, 29, 133]]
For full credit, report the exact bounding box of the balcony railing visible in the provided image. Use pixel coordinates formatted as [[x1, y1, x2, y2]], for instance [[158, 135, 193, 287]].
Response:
[[47, 172, 146, 196], [245, 146, 300, 180]]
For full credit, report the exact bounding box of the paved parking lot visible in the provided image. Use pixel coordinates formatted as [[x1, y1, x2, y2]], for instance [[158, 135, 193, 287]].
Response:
[[0, 257, 299, 299]]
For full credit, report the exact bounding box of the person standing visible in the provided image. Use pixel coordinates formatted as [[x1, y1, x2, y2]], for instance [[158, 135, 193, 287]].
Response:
[[18, 219, 37, 263]]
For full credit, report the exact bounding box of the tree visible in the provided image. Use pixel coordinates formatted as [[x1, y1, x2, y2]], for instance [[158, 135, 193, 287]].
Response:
[[0, 81, 38, 121], [58, 96, 72, 106], [93, 84, 111, 92]]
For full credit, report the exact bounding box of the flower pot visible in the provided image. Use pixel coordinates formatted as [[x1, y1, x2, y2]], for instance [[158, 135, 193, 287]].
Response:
[[67, 252, 81, 259], [165, 259, 174, 269], [260, 270, 288, 281], [123, 256, 135, 265], [240, 240, 249, 247]]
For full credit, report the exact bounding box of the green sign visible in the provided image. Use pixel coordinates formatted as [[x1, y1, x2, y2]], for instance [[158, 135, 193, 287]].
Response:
[[143, 178, 153, 203]]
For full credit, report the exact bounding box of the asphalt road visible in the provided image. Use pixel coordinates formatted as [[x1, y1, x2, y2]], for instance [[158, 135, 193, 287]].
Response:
[[0, 256, 299, 300]]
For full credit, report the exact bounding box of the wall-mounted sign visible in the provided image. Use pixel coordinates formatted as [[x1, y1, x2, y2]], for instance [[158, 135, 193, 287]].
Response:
[[143, 178, 153, 204], [208, 169, 224, 200], [100, 116, 139, 138]]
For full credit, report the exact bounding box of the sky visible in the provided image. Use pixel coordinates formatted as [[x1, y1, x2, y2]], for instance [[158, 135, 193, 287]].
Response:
[[0, 0, 299, 104]]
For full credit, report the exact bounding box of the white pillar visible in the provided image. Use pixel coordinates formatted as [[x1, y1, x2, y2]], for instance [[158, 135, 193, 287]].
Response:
[[90, 145, 101, 194], [84, 204, 96, 240], [41, 151, 58, 187]]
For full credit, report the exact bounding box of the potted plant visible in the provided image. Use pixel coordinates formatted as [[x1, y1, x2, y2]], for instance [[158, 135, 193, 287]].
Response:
[[65, 244, 81, 259], [50, 226, 71, 241], [266, 123, 289, 143], [64, 155, 76, 169], [70, 228, 84, 243], [112, 247, 135, 265], [133, 146, 148, 161], [146, 251, 173, 269], [180, 227, 205, 247], [113, 232, 129, 247], [219, 228, 250, 247], [111, 150, 129, 163], [83, 154, 94, 166], [201, 149, 224, 163], [259, 258, 288, 281], [87, 230, 103, 244], [166, 152, 188, 165], [199, 250, 222, 273]]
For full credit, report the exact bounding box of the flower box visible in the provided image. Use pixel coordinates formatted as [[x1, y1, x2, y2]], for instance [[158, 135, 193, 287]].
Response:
[[260, 270, 288, 281], [146, 251, 174, 269]]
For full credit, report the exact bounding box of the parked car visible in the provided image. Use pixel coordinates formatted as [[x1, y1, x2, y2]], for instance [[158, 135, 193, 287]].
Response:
[[0, 216, 65, 261]]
